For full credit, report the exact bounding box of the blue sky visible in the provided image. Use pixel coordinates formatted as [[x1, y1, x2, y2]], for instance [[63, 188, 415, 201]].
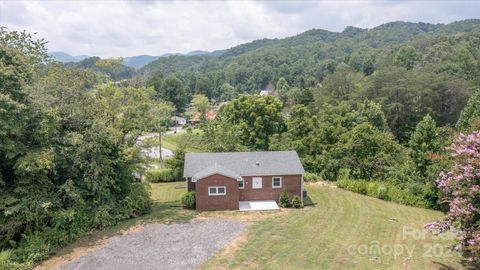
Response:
[[0, 0, 478, 57]]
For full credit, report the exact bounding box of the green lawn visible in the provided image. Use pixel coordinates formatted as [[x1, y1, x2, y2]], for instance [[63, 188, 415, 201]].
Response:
[[162, 130, 206, 152], [39, 182, 462, 270], [201, 184, 462, 270], [150, 181, 187, 203]]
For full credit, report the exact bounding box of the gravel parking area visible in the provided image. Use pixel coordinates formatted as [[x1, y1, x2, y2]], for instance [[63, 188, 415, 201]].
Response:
[[57, 219, 245, 270]]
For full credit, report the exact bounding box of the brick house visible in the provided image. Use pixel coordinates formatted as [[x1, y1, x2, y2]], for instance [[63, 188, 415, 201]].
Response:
[[183, 151, 305, 211]]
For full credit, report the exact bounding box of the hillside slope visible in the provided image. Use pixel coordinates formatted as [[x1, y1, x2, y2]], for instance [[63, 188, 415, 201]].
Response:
[[202, 184, 462, 269]]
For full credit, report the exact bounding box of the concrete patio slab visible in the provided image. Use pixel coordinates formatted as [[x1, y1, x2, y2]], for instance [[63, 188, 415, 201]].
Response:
[[239, 200, 279, 211]]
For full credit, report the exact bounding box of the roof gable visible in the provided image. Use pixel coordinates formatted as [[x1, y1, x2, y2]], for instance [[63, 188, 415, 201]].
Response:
[[183, 151, 305, 178], [192, 163, 242, 182]]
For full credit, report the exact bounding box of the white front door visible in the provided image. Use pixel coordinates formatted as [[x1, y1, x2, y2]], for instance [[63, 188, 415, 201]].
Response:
[[252, 177, 262, 189]]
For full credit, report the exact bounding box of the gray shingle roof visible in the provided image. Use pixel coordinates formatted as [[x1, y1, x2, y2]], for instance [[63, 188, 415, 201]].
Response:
[[192, 163, 242, 182], [183, 151, 304, 178]]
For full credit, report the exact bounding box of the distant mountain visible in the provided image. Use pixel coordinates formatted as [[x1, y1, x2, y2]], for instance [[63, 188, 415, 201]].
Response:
[[50, 52, 90, 63], [123, 55, 161, 69], [51, 50, 217, 69], [186, 50, 210, 56]]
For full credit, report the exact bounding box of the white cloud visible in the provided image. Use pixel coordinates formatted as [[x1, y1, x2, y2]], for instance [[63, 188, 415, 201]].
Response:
[[0, 0, 477, 57]]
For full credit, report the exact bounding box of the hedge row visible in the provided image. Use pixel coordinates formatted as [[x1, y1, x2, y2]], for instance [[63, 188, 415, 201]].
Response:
[[144, 168, 177, 182], [336, 179, 430, 208]]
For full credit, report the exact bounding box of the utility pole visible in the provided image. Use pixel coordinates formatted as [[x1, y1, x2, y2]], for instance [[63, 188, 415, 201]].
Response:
[[159, 129, 163, 168], [174, 112, 177, 134]]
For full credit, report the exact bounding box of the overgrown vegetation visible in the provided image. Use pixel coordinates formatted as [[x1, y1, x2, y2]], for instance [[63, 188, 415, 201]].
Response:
[[337, 179, 431, 208], [144, 168, 177, 182], [0, 27, 172, 268]]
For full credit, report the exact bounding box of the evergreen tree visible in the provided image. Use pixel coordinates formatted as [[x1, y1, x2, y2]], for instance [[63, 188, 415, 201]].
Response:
[[409, 114, 440, 177], [457, 89, 480, 132]]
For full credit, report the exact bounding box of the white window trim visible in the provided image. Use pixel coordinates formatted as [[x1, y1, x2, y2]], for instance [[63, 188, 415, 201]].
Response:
[[252, 177, 263, 189], [238, 178, 245, 189], [272, 177, 282, 188], [208, 186, 226, 196]]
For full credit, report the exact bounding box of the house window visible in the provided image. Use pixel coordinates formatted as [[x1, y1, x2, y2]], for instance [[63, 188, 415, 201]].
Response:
[[272, 177, 282, 188], [208, 186, 226, 196], [238, 178, 245, 189]]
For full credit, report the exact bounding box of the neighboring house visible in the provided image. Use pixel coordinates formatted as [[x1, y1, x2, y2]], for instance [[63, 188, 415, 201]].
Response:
[[259, 82, 277, 96], [259, 90, 273, 96], [188, 111, 216, 125], [171, 116, 186, 126], [183, 151, 305, 211]]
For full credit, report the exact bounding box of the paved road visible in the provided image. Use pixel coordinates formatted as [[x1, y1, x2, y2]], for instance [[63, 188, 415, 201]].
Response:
[[57, 219, 244, 270], [136, 133, 174, 159], [140, 146, 173, 159]]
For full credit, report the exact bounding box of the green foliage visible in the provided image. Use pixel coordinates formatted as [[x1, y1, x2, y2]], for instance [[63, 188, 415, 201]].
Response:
[[219, 82, 235, 101], [291, 195, 303, 208], [409, 114, 440, 177], [122, 183, 152, 217], [337, 179, 430, 208], [0, 28, 154, 268], [356, 100, 390, 132], [360, 68, 473, 142], [0, 26, 49, 65], [279, 190, 291, 208], [303, 172, 322, 182], [276, 77, 290, 101], [202, 120, 250, 152], [395, 45, 418, 70], [206, 95, 285, 150], [148, 74, 187, 112], [66, 56, 136, 81], [145, 168, 177, 182], [190, 94, 210, 114], [457, 89, 480, 132], [181, 191, 196, 209], [339, 123, 407, 180], [0, 250, 14, 270], [164, 145, 186, 179]]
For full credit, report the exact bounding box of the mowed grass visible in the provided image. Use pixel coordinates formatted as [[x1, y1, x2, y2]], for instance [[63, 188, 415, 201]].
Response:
[[202, 184, 462, 270], [162, 130, 206, 152], [150, 181, 187, 203]]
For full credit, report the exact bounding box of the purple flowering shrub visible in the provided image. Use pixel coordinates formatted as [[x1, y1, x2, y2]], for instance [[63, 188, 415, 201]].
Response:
[[425, 131, 480, 266]]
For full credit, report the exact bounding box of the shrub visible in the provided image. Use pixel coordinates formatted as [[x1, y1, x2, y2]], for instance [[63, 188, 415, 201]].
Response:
[[0, 250, 13, 270], [122, 183, 152, 218], [376, 185, 388, 200], [181, 191, 196, 209], [291, 195, 303, 208], [337, 179, 429, 208], [145, 168, 177, 182], [303, 172, 322, 182], [279, 190, 291, 208]]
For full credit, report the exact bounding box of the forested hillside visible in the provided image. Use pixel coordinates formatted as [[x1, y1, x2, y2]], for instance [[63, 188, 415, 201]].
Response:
[[143, 19, 480, 140], [65, 56, 137, 81], [2, 18, 480, 268]]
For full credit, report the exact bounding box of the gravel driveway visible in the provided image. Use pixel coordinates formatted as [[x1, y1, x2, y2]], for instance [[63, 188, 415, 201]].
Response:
[[57, 219, 244, 270]]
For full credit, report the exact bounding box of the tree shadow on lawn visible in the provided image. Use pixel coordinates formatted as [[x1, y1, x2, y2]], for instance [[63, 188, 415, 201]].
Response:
[[303, 195, 316, 207]]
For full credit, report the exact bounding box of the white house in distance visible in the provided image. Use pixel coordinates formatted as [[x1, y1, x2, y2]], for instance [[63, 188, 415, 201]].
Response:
[[259, 82, 277, 96], [171, 116, 187, 126]]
